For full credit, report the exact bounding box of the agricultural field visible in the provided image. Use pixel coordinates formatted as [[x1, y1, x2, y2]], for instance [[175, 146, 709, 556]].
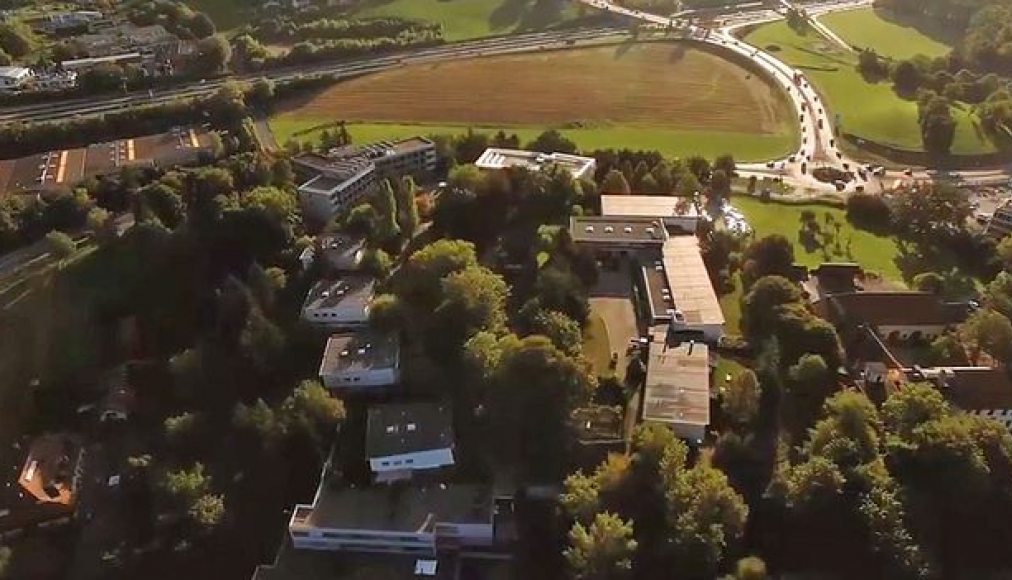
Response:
[[270, 42, 799, 161], [818, 7, 953, 60], [347, 0, 585, 41], [744, 20, 996, 155]]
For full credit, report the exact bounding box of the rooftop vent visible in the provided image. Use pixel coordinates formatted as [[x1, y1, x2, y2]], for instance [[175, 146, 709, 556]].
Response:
[[624, 226, 633, 234], [585, 225, 594, 233], [604, 226, 614, 233], [407, 423, 417, 432]]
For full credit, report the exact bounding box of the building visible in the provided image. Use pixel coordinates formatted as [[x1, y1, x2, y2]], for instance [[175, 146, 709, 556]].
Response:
[[299, 234, 365, 273], [61, 53, 144, 71], [288, 483, 501, 554], [600, 194, 704, 234], [986, 201, 1012, 242], [1, 433, 83, 538], [39, 10, 104, 33], [33, 70, 78, 92], [912, 366, 1012, 429], [318, 331, 400, 390], [474, 148, 596, 180], [366, 403, 455, 481], [642, 338, 711, 442], [301, 276, 375, 328], [72, 24, 180, 61], [295, 137, 436, 224], [0, 66, 33, 93], [825, 291, 965, 344], [570, 216, 725, 342]]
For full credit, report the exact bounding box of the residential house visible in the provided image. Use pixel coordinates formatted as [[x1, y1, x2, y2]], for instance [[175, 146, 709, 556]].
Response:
[[301, 276, 374, 328], [318, 331, 400, 390], [366, 403, 455, 482]]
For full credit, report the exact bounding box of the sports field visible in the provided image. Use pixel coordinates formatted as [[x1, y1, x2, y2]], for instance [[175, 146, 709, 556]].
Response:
[[818, 7, 952, 60], [744, 21, 995, 155], [349, 0, 584, 41], [270, 43, 799, 161]]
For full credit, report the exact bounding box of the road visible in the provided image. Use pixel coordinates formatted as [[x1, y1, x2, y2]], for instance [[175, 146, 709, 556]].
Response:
[[0, 28, 627, 125]]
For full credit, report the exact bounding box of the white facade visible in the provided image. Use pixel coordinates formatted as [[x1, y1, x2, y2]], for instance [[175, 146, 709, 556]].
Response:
[[0, 67, 33, 93], [301, 300, 370, 327], [297, 164, 376, 225], [879, 323, 947, 343], [369, 447, 454, 476]]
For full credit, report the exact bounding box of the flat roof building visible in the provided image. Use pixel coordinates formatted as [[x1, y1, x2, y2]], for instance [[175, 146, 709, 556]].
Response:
[[570, 215, 669, 247], [301, 276, 374, 329], [642, 339, 710, 442], [366, 402, 455, 481], [318, 331, 400, 390], [600, 194, 703, 234], [475, 148, 596, 180]]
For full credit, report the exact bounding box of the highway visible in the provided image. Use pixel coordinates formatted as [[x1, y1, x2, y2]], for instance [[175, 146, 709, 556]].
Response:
[[0, 28, 628, 124]]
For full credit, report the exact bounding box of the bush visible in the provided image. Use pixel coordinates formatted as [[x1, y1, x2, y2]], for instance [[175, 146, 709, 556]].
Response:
[[846, 193, 892, 233]]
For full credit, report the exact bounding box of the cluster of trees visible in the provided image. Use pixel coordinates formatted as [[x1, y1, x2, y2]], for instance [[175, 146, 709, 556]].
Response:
[[0, 83, 246, 160], [255, 16, 439, 43], [0, 190, 93, 254], [592, 150, 735, 201], [562, 424, 749, 579], [129, 0, 217, 40], [261, 19, 441, 68], [0, 21, 35, 61]]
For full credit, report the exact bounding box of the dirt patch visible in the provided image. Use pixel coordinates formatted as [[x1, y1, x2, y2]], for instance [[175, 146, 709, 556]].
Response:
[[279, 42, 793, 135]]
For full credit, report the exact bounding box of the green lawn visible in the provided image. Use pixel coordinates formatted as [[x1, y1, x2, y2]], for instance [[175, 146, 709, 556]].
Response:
[[719, 272, 744, 335], [731, 195, 905, 282], [184, 0, 252, 32], [583, 312, 613, 378], [269, 119, 796, 162], [744, 21, 996, 155], [819, 7, 952, 60], [348, 0, 584, 41]]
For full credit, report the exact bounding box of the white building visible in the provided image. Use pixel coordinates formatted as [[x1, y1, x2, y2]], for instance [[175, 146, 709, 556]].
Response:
[[294, 137, 437, 224], [0, 67, 33, 93], [600, 194, 704, 234], [318, 331, 399, 389], [366, 402, 455, 482], [642, 339, 711, 442], [288, 483, 497, 554], [301, 276, 374, 328], [475, 147, 596, 180], [33, 70, 78, 92]]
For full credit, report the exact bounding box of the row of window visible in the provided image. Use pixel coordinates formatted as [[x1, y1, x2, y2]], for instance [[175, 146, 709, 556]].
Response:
[[378, 457, 414, 467]]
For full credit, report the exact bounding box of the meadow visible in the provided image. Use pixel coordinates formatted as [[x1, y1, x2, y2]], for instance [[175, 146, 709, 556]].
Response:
[[744, 17, 995, 155], [270, 42, 799, 161]]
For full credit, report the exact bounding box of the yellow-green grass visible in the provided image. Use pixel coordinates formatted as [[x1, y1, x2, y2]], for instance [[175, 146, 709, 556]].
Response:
[[719, 271, 744, 335], [819, 7, 952, 60], [732, 195, 904, 282], [270, 42, 799, 161], [347, 0, 584, 41], [744, 21, 995, 155], [583, 312, 613, 378]]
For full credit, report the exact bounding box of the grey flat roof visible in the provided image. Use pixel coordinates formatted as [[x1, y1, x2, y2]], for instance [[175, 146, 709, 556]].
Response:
[[600, 195, 700, 220], [320, 331, 398, 376], [304, 276, 374, 311], [475, 148, 595, 178], [366, 402, 453, 458], [570, 215, 669, 245], [661, 236, 725, 327], [642, 340, 710, 427], [291, 483, 492, 532]]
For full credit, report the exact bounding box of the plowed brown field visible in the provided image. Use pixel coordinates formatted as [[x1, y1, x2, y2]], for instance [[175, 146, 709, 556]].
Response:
[[279, 42, 792, 135]]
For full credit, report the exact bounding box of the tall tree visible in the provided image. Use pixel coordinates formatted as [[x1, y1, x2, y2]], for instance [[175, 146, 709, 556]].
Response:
[[565, 512, 637, 580]]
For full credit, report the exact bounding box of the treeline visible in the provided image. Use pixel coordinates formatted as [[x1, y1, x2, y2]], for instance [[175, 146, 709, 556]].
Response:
[[128, 0, 216, 40], [0, 190, 93, 254], [254, 16, 440, 43]]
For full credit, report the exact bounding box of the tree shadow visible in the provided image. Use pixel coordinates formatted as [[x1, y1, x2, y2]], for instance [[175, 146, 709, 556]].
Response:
[[489, 0, 529, 32], [489, 0, 568, 33], [612, 37, 637, 59], [873, 6, 961, 47]]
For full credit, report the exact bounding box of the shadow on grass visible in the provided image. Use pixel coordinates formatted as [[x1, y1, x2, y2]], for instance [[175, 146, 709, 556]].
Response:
[[873, 6, 961, 47], [490, 0, 570, 33]]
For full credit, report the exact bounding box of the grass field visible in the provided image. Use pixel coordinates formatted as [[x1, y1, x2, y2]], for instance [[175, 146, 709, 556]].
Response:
[[819, 7, 952, 60], [744, 21, 995, 155], [270, 42, 799, 161], [732, 195, 903, 281], [349, 0, 584, 41]]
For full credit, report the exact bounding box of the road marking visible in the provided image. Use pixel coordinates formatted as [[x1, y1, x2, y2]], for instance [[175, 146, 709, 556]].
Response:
[[55, 150, 68, 183]]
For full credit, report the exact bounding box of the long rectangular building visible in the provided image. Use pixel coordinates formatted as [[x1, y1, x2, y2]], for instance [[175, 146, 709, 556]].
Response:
[[642, 340, 710, 442]]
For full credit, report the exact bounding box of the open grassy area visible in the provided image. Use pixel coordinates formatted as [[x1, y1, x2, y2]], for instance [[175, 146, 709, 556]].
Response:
[[731, 195, 904, 281], [270, 42, 798, 161], [184, 0, 252, 32], [744, 21, 995, 155], [819, 7, 952, 60], [348, 0, 584, 41], [583, 312, 613, 378]]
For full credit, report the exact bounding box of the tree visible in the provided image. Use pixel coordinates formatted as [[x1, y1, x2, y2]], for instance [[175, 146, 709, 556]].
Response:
[[912, 271, 944, 295], [395, 176, 420, 238], [564, 512, 637, 580], [526, 129, 577, 154], [373, 179, 401, 242], [189, 12, 216, 39], [740, 275, 802, 337], [45, 230, 76, 260], [892, 60, 922, 94], [361, 248, 392, 279], [397, 239, 477, 309], [919, 95, 955, 155], [562, 470, 602, 523], [890, 181, 970, 238], [806, 391, 882, 472], [600, 169, 631, 194], [436, 265, 509, 339], [984, 271, 1012, 320], [0, 23, 34, 58], [188, 493, 225, 529], [194, 35, 231, 73], [164, 412, 199, 445], [368, 293, 406, 333], [784, 456, 845, 511], [280, 380, 345, 449], [0, 48, 11, 66], [741, 235, 795, 289], [160, 463, 212, 507], [928, 333, 963, 365], [527, 308, 582, 356], [139, 182, 184, 228], [710, 169, 731, 201], [734, 556, 768, 580], [722, 369, 760, 429], [714, 154, 736, 177], [997, 235, 1012, 272], [960, 308, 1012, 364], [881, 382, 948, 438]]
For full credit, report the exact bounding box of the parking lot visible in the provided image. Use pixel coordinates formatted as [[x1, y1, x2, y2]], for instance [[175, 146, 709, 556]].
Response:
[[0, 127, 213, 197]]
